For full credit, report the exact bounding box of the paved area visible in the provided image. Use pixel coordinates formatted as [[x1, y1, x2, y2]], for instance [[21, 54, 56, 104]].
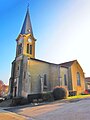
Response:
[[0, 108, 26, 120], [4, 98, 90, 120]]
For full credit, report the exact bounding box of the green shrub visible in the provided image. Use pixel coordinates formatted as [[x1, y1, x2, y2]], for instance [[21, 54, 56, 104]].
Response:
[[12, 97, 28, 106], [42, 92, 54, 102], [28, 93, 42, 103], [28, 92, 54, 103], [53, 87, 67, 100]]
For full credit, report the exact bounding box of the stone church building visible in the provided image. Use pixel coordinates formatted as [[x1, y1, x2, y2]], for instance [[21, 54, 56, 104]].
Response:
[[9, 7, 85, 98]]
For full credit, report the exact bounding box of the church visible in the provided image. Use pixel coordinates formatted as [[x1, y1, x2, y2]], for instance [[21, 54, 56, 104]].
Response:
[[9, 6, 85, 98]]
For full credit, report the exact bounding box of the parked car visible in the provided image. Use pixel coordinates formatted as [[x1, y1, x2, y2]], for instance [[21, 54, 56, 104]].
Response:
[[83, 89, 90, 94]]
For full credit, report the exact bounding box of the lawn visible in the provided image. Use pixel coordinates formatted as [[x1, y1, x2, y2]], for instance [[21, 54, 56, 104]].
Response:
[[67, 94, 90, 100]]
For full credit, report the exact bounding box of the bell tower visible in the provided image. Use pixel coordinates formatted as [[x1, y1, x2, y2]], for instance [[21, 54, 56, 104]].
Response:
[[9, 6, 36, 98], [16, 7, 36, 59]]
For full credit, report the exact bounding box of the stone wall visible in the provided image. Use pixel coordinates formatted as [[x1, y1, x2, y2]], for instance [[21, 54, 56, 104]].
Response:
[[29, 59, 59, 94]]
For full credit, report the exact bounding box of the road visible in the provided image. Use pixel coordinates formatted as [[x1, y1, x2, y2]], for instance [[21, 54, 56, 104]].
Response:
[[6, 98, 90, 120]]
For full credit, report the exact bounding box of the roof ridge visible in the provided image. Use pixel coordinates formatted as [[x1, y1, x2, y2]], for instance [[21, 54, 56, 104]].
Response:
[[60, 59, 77, 65]]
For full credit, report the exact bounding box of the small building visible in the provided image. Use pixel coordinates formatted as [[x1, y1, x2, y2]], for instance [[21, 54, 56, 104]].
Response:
[[85, 77, 90, 90], [9, 6, 85, 98], [60, 60, 85, 95]]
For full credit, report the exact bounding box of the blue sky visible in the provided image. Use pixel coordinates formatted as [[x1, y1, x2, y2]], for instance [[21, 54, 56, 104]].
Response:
[[0, 0, 90, 84]]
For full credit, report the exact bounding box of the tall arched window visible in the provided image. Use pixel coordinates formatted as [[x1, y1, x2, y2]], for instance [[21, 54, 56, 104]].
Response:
[[64, 74, 67, 86], [30, 45, 32, 54], [77, 72, 81, 86], [44, 74, 47, 86], [18, 44, 22, 55], [27, 44, 29, 54], [27, 44, 32, 54]]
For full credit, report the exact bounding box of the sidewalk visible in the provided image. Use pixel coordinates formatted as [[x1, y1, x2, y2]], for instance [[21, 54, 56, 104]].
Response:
[[0, 108, 26, 120], [0, 96, 90, 120]]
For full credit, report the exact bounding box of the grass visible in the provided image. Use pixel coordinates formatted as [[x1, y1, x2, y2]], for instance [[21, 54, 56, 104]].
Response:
[[67, 94, 90, 100]]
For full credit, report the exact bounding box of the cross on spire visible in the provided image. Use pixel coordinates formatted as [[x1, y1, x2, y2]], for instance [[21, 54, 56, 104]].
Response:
[[27, 0, 30, 9], [27, 3, 29, 9]]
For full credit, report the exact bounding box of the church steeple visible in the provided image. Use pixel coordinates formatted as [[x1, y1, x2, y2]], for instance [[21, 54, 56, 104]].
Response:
[[16, 6, 36, 59], [20, 6, 33, 36]]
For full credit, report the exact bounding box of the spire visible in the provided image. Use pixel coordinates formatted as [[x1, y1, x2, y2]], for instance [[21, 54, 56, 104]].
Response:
[[20, 6, 33, 36]]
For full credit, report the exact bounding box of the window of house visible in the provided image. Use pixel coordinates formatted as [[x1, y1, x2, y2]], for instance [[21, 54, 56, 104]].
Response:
[[17, 65, 19, 70], [18, 44, 22, 55], [27, 44, 29, 54], [27, 44, 32, 54], [64, 74, 67, 86], [30, 45, 32, 54], [59, 77, 62, 86], [77, 72, 81, 86], [44, 74, 47, 86]]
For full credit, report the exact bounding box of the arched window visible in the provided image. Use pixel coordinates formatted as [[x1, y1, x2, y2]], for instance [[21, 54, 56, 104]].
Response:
[[18, 44, 22, 55], [64, 74, 67, 86], [30, 45, 32, 54], [27, 44, 29, 54], [44, 74, 47, 86], [77, 72, 81, 86], [27, 44, 32, 54]]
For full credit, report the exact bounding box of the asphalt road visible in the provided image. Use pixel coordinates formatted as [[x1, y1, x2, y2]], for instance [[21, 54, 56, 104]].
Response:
[[6, 98, 90, 120]]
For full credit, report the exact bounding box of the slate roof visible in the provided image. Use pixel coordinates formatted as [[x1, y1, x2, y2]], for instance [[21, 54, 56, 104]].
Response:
[[20, 7, 33, 35], [30, 58, 58, 65], [30, 58, 78, 68], [59, 60, 77, 67]]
